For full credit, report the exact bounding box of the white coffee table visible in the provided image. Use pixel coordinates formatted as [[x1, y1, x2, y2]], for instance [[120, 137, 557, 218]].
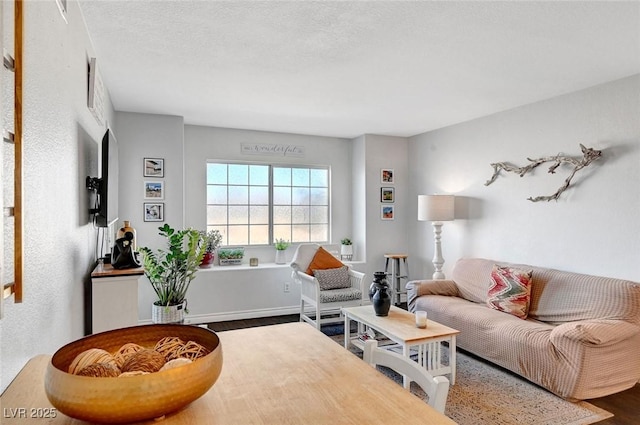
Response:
[[342, 305, 460, 386]]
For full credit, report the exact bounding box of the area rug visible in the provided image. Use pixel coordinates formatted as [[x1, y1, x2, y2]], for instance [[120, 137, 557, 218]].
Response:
[[320, 321, 359, 336], [327, 334, 613, 425], [320, 323, 345, 336]]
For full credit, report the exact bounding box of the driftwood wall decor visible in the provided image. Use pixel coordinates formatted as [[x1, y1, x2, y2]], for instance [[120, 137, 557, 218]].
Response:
[[485, 144, 602, 202]]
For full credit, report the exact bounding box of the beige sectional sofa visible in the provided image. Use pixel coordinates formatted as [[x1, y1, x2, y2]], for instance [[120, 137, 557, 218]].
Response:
[[406, 257, 640, 400]]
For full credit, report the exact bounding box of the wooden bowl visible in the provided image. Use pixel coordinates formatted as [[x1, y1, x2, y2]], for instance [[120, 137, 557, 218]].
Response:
[[45, 324, 223, 423]]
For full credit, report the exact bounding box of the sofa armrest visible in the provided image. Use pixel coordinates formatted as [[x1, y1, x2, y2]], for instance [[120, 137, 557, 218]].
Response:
[[406, 279, 459, 312], [550, 319, 640, 347]]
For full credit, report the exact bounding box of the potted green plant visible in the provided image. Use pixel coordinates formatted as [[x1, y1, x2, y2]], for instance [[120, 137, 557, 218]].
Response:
[[274, 238, 290, 264], [340, 237, 353, 261], [139, 224, 206, 323], [217, 247, 245, 266], [199, 229, 222, 268]]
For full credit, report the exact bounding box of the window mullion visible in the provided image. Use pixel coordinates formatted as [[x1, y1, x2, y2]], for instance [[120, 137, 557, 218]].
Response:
[[268, 165, 274, 245], [226, 165, 231, 246]]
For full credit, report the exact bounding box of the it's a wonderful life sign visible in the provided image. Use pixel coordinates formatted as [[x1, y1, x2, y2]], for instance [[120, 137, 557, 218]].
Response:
[[241, 143, 305, 157]]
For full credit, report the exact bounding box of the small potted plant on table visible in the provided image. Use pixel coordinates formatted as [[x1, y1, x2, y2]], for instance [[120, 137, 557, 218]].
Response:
[[274, 238, 290, 264], [139, 224, 206, 323], [217, 247, 245, 266], [199, 229, 222, 268]]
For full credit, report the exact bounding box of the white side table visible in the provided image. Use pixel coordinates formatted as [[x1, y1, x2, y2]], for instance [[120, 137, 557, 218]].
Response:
[[91, 262, 143, 333]]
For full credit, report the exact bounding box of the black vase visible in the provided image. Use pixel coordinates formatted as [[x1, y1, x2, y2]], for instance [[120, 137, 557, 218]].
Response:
[[369, 271, 387, 301], [371, 272, 391, 316]]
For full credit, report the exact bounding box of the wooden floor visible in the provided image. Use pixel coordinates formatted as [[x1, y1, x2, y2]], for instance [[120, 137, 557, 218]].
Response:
[[207, 315, 640, 425]]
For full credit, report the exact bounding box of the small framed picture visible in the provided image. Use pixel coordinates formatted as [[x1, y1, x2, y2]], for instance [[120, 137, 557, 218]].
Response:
[[144, 203, 164, 222], [144, 180, 164, 199], [144, 158, 164, 177], [381, 168, 394, 184], [381, 187, 394, 203], [381, 205, 394, 220]]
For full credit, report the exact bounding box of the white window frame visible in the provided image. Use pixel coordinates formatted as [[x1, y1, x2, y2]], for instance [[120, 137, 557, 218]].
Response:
[[206, 161, 331, 247]]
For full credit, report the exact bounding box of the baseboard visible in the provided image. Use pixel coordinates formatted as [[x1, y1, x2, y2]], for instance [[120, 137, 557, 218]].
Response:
[[138, 305, 301, 325]]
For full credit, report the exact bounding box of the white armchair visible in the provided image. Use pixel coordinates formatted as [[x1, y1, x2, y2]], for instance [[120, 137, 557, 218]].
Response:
[[291, 243, 366, 330]]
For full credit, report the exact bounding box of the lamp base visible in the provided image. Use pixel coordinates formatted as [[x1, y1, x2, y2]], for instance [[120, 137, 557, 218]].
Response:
[[431, 222, 446, 280]]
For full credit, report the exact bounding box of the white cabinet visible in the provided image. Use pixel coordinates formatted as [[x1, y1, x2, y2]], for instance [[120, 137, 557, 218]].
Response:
[[91, 263, 143, 334]]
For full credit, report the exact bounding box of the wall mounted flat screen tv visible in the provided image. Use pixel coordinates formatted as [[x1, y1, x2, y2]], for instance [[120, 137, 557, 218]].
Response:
[[88, 128, 119, 227]]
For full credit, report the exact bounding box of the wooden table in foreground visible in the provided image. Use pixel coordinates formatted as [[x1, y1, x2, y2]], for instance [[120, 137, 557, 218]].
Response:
[[0, 322, 456, 425], [343, 305, 460, 386]]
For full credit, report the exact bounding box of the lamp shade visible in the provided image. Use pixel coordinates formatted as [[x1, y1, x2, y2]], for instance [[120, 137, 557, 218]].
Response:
[[418, 195, 455, 222]]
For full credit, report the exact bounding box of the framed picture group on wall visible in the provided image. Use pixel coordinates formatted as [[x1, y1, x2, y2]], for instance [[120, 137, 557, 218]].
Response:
[[143, 158, 166, 222], [380, 169, 395, 220]]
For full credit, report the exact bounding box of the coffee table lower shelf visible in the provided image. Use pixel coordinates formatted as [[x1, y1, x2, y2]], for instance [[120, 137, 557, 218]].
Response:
[[342, 305, 459, 387], [348, 336, 454, 379]]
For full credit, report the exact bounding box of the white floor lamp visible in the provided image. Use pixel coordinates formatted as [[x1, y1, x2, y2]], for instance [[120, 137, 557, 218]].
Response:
[[418, 195, 455, 279]]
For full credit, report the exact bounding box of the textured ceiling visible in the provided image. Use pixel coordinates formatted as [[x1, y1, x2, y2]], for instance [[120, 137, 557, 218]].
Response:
[[78, 1, 640, 138]]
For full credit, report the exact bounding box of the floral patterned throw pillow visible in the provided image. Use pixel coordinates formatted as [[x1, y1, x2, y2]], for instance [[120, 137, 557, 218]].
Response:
[[487, 265, 533, 319]]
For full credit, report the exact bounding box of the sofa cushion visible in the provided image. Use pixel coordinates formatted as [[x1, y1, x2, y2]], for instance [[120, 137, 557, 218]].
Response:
[[412, 294, 555, 359], [452, 258, 640, 325], [487, 265, 533, 319], [305, 247, 344, 276], [526, 267, 640, 325], [313, 266, 351, 290], [451, 258, 497, 303]]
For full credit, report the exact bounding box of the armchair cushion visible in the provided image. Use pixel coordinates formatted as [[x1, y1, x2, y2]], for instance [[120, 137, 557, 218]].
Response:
[[319, 287, 363, 303], [305, 246, 344, 275], [313, 266, 351, 290]]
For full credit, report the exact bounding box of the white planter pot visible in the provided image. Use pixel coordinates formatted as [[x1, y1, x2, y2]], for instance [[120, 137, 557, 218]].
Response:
[[340, 244, 353, 260], [275, 250, 287, 264], [152, 301, 186, 324]]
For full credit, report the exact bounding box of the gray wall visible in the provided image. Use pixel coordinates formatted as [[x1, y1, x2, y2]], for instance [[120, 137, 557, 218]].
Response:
[[115, 112, 185, 249], [408, 75, 640, 282], [183, 125, 353, 262], [0, 1, 115, 391], [360, 134, 410, 289], [115, 121, 365, 322]]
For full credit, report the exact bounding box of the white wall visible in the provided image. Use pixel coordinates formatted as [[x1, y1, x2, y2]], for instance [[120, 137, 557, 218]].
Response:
[[114, 112, 185, 249], [183, 125, 353, 262], [351, 135, 367, 261], [0, 0, 115, 391], [361, 135, 410, 286], [113, 123, 359, 320], [117, 121, 415, 317], [408, 75, 640, 282], [137, 265, 299, 324]]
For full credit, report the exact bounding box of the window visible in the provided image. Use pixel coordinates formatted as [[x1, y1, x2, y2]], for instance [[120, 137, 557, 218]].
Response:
[[206, 162, 330, 246]]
